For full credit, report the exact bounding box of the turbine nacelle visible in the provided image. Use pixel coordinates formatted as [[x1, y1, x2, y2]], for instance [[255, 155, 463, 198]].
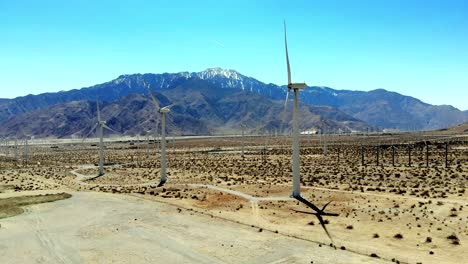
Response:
[[288, 82, 307, 89]]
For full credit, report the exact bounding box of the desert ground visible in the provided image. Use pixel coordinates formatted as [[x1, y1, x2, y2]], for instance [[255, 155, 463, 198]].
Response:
[[0, 129, 466, 264]]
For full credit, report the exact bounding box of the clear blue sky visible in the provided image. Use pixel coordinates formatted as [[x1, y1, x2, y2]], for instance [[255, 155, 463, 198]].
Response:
[[1, 0, 467, 110]]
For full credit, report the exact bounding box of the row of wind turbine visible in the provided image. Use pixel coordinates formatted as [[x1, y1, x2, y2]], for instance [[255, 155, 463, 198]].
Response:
[[25, 21, 337, 242], [1, 138, 29, 163]]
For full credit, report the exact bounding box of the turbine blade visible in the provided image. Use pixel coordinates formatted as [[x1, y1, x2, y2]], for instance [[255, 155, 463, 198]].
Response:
[[284, 20, 291, 85], [143, 79, 160, 110], [284, 90, 290, 109], [103, 124, 119, 135], [81, 123, 99, 143], [160, 103, 176, 111]]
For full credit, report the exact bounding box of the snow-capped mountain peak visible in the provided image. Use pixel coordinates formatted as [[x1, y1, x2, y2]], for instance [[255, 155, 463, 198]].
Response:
[[196, 67, 242, 80]]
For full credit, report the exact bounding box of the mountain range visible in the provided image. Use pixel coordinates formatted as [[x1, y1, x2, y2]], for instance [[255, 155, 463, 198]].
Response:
[[0, 68, 466, 138]]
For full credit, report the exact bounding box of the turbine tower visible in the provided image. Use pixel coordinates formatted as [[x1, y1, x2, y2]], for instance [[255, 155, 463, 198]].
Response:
[[240, 123, 246, 159], [283, 21, 338, 240], [24, 138, 29, 164], [97, 102, 106, 176], [6, 139, 9, 158], [283, 21, 307, 198], [160, 104, 175, 186], [14, 138, 18, 162], [321, 119, 329, 156], [143, 79, 174, 187]]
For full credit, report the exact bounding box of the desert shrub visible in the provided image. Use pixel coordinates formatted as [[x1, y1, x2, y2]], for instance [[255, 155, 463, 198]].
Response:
[[447, 233, 458, 240]]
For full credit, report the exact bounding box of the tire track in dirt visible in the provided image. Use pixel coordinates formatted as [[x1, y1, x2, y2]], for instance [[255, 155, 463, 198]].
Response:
[[25, 206, 72, 264]]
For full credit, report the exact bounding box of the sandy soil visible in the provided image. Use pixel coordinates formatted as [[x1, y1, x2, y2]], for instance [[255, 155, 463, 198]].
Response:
[[0, 191, 385, 264], [0, 132, 466, 264]]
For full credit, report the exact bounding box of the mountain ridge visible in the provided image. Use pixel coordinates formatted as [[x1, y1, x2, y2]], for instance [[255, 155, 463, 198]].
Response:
[[0, 67, 466, 133], [0, 78, 370, 138]]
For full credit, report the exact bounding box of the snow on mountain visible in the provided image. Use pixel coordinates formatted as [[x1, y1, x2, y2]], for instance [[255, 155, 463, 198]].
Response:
[[195, 67, 242, 80]]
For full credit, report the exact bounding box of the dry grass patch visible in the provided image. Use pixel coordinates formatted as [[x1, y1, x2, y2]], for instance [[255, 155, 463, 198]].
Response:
[[0, 193, 72, 219], [0, 185, 16, 193]]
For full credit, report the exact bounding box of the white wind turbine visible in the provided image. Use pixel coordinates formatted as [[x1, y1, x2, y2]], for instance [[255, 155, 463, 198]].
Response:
[[240, 123, 246, 159], [5, 138, 9, 158], [0, 138, 4, 156], [145, 131, 151, 159], [143, 79, 174, 187], [283, 21, 307, 198], [14, 138, 18, 162], [23, 138, 29, 164], [83, 100, 119, 176], [321, 119, 329, 156], [283, 21, 338, 240]]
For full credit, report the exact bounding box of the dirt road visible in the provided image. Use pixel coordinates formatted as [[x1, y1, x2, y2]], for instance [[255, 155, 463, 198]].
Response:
[[0, 191, 388, 264]]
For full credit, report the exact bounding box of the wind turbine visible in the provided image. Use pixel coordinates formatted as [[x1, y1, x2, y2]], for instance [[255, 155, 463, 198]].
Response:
[[321, 119, 329, 156], [146, 132, 151, 159], [14, 138, 18, 162], [240, 123, 246, 159], [96, 102, 106, 176], [172, 136, 175, 153], [0, 138, 3, 156], [5, 138, 9, 158], [283, 21, 338, 240], [143, 79, 174, 187], [23, 138, 29, 164], [83, 100, 119, 176]]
